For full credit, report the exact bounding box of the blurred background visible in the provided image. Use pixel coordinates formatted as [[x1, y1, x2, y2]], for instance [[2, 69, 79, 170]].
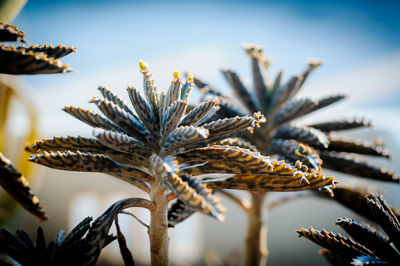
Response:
[[2, 0, 400, 265]]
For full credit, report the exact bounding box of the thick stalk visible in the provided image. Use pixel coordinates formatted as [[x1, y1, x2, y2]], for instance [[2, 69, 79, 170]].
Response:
[[244, 191, 268, 266], [148, 182, 169, 266]]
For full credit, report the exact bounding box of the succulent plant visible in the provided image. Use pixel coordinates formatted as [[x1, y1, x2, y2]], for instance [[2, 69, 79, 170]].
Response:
[[194, 44, 397, 265], [25, 61, 334, 265], [0, 21, 75, 223], [0, 22, 75, 74], [0, 198, 150, 266], [297, 193, 400, 265]]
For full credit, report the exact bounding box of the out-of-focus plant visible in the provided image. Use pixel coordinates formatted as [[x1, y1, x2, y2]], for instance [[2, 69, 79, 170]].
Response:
[[0, 21, 75, 224], [297, 193, 400, 265], [0, 198, 152, 266], [194, 44, 397, 265], [22, 62, 334, 265]]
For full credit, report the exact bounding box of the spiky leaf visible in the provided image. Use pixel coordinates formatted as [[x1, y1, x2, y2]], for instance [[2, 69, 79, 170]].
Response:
[[0, 153, 47, 220], [309, 117, 372, 132]]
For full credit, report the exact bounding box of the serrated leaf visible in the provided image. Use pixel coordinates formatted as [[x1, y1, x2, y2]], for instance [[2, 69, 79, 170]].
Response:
[[327, 136, 390, 158], [335, 217, 399, 262], [296, 227, 374, 258], [24, 44, 76, 59], [160, 100, 187, 141], [165, 175, 225, 222], [82, 197, 153, 266], [179, 98, 218, 127], [367, 194, 400, 251], [213, 138, 258, 152], [164, 76, 182, 111], [309, 117, 372, 132], [0, 22, 26, 42], [205, 170, 334, 192], [271, 98, 316, 127], [221, 69, 259, 113], [203, 113, 265, 140], [26, 135, 150, 169], [90, 97, 155, 146], [319, 151, 398, 183], [0, 153, 47, 220], [63, 106, 121, 132], [29, 151, 151, 192], [168, 199, 195, 227], [273, 124, 329, 149], [0, 45, 72, 74], [217, 100, 246, 119], [268, 75, 301, 114], [249, 52, 269, 112], [269, 139, 322, 170], [309, 94, 346, 113], [160, 126, 209, 155], [127, 86, 158, 135], [98, 86, 137, 118], [315, 186, 378, 222], [28, 136, 105, 153], [92, 128, 151, 155], [149, 154, 179, 179]]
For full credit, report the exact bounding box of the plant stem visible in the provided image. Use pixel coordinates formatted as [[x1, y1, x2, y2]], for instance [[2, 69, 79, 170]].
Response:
[[244, 191, 268, 266], [148, 182, 169, 266]]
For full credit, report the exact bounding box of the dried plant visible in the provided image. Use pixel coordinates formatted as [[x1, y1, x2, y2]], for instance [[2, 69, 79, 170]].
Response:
[[0, 198, 150, 265], [194, 44, 397, 265], [21, 61, 335, 265], [297, 193, 400, 265], [0, 22, 75, 223]]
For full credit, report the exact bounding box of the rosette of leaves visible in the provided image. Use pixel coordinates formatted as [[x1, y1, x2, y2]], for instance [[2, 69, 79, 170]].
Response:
[[296, 193, 400, 265], [26, 61, 334, 265], [0, 197, 153, 266], [0, 22, 75, 74], [0, 22, 75, 222], [194, 44, 397, 265]]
